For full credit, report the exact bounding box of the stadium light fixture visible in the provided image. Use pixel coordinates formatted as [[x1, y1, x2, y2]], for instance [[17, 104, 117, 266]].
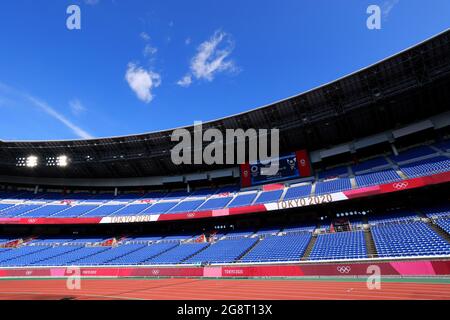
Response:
[[57, 155, 69, 167], [16, 157, 26, 167], [26, 156, 38, 168]]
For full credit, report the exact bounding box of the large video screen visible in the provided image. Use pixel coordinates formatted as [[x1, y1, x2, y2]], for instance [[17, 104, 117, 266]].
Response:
[[240, 150, 312, 187]]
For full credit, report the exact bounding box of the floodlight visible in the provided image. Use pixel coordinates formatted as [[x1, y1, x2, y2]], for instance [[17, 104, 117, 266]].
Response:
[[57, 155, 68, 167], [16, 157, 26, 167], [26, 156, 38, 168]]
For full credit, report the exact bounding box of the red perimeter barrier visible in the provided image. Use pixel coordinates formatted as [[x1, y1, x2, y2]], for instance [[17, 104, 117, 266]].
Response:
[[0, 259, 448, 278]]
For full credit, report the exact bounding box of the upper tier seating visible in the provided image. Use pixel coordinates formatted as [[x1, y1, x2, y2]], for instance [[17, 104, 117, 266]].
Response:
[[355, 169, 402, 187], [50, 205, 99, 217], [0, 204, 14, 212], [434, 139, 450, 152], [318, 166, 348, 180], [226, 193, 257, 208], [80, 205, 125, 217], [109, 204, 152, 216], [352, 156, 390, 173], [140, 202, 178, 215], [309, 231, 367, 260], [18, 205, 68, 218], [283, 184, 312, 200], [168, 200, 205, 213], [197, 196, 233, 211], [0, 142, 449, 219], [0, 204, 42, 217], [315, 178, 352, 195], [391, 146, 437, 163], [253, 190, 284, 204], [400, 156, 450, 178]]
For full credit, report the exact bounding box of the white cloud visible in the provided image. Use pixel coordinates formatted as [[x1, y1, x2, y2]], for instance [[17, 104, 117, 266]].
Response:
[[84, 0, 100, 5], [27, 96, 94, 139], [140, 32, 151, 41], [178, 30, 238, 87], [382, 0, 400, 18], [143, 44, 158, 57], [0, 82, 93, 139], [125, 63, 161, 103], [177, 75, 192, 88], [69, 99, 86, 116]]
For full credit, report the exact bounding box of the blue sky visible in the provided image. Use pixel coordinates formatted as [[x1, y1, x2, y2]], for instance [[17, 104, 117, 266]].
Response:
[[0, 0, 449, 141]]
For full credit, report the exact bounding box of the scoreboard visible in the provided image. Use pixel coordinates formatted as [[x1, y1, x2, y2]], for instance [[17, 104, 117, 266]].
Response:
[[240, 150, 312, 188]]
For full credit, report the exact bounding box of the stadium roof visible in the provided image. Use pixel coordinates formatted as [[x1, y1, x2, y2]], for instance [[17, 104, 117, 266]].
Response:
[[0, 29, 449, 179]]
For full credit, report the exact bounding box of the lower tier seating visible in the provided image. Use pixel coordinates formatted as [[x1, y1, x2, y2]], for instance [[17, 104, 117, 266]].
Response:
[[309, 231, 367, 260], [371, 221, 450, 257], [0, 210, 449, 266], [240, 234, 312, 262]]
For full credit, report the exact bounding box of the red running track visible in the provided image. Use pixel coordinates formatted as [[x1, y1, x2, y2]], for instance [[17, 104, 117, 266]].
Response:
[[0, 278, 448, 300]]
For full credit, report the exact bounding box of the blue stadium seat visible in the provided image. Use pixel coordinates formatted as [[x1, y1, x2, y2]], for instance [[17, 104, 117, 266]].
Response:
[[168, 200, 205, 213], [435, 218, 450, 235], [148, 243, 209, 264], [253, 190, 284, 204], [185, 238, 258, 264], [352, 156, 390, 174], [196, 197, 233, 211], [400, 156, 450, 178], [318, 166, 348, 180], [371, 221, 450, 257], [315, 178, 352, 195], [309, 231, 367, 260], [283, 184, 312, 200], [226, 193, 257, 208], [79, 205, 125, 217], [391, 146, 437, 163], [355, 169, 402, 187], [240, 234, 311, 262], [141, 202, 178, 215]]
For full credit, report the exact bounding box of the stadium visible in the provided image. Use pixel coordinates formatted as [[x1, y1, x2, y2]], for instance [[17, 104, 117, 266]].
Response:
[[1, 26, 450, 300]]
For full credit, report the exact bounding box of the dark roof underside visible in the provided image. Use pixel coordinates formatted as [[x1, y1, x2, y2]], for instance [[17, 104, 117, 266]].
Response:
[[1, 30, 450, 179]]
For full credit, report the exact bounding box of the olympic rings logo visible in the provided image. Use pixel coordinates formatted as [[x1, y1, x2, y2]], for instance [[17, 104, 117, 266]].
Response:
[[393, 182, 409, 189], [336, 266, 352, 274]]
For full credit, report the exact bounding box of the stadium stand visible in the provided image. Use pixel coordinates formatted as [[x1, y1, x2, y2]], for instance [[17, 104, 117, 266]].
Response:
[[148, 243, 209, 264], [315, 178, 352, 195], [355, 169, 402, 187], [0, 145, 449, 220], [309, 231, 367, 260], [371, 221, 450, 257], [184, 238, 259, 264], [351, 156, 390, 174], [240, 234, 312, 262], [400, 156, 450, 178], [318, 166, 348, 180]]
